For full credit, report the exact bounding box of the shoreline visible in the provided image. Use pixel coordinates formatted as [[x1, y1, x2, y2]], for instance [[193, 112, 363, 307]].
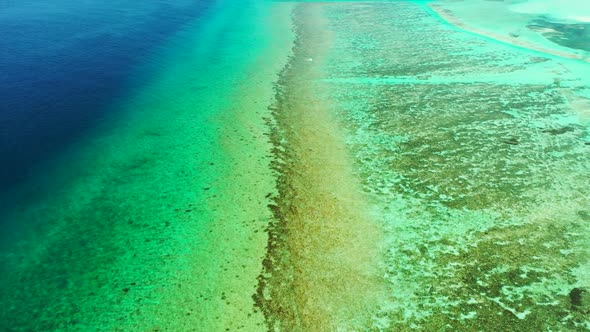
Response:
[[428, 3, 590, 63]]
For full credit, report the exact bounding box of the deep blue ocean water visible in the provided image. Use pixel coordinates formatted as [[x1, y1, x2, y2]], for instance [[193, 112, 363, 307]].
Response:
[[0, 0, 212, 192]]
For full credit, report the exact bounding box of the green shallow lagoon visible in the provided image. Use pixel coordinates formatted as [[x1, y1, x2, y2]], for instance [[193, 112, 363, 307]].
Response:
[[1, 0, 589, 331], [0, 0, 295, 330]]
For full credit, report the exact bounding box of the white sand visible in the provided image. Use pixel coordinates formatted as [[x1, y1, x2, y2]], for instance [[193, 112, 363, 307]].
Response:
[[510, 0, 590, 23]]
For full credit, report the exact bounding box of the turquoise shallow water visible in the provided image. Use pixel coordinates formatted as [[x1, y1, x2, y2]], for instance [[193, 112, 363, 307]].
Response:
[[0, 0, 294, 330]]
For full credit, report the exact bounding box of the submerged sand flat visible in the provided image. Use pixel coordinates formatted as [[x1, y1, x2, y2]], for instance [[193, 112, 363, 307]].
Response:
[[510, 0, 590, 23], [429, 0, 590, 62]]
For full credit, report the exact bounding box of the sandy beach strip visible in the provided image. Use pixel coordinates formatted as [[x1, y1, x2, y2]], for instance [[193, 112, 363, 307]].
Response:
[[428, 3, 589, 63]]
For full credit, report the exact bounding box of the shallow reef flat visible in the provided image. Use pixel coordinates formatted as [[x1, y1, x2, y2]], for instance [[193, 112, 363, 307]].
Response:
[[255, 5, 387, 331], [314, 2, 589, 330], [252, 1, 590, 330]]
